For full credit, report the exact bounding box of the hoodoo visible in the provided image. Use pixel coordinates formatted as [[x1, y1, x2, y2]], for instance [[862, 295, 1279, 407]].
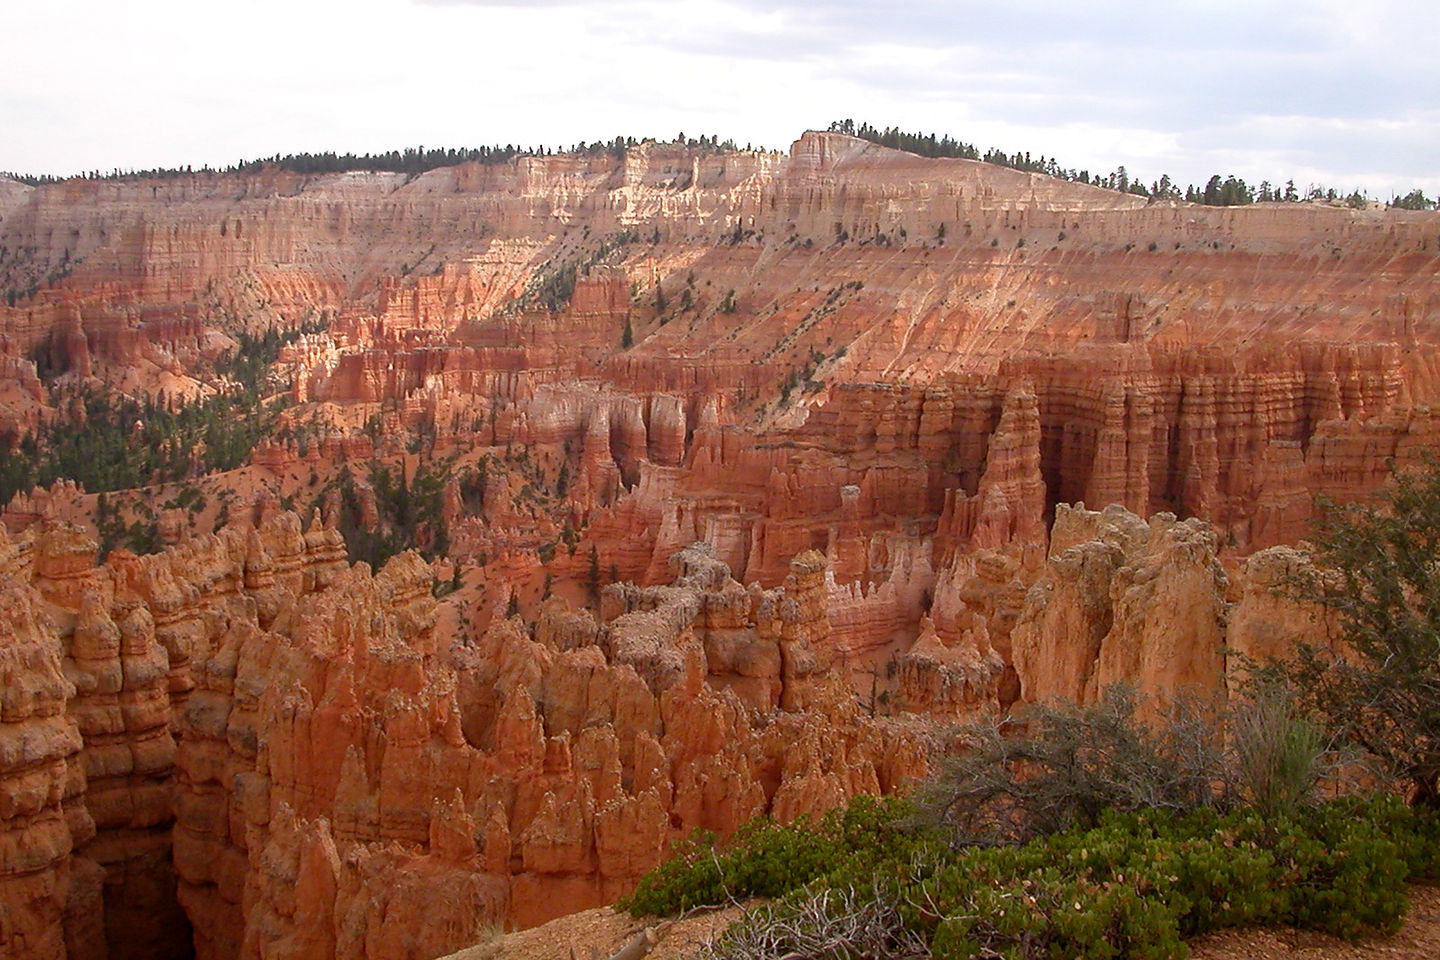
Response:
[[0, 132, 1437, 958]]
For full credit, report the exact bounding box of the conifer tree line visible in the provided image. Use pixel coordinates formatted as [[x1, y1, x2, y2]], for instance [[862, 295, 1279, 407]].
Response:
[[4, 145, 544, 185], [827, 119, 1435, 210], [0, 133, 742, 186], [2, 125, 1430, 209]]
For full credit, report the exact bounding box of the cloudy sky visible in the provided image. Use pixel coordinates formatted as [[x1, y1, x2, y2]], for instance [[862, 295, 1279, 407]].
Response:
[[3, 0, 1435, 198]]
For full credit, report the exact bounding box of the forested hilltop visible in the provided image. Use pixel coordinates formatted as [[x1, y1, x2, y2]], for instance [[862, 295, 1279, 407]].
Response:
[[828, 118, 1436, 209], [0, 134, 742, 185], [7, 123, 1434, 210]]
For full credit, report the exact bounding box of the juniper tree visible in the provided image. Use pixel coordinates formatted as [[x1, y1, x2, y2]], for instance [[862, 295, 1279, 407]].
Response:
[[1279, 459, 1440, 807]]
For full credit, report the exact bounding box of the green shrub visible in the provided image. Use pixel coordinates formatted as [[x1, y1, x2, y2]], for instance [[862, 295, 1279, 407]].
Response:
[[911, 686, 1225, 844], [1268, 459, 1440, 807], [618, 795, 919, 916], [1229, 684, 1329, 817], [917, 802, 1415, 957], [1361, 794, 1440, 879], [626, 791, 1437, 958]]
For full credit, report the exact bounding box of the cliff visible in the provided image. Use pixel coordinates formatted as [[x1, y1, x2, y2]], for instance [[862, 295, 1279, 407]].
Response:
[[0, 132, 1435, 959], [4, 134, 1438, 563], [0, 498, 1348, 959], [0, 517, 929, 959]]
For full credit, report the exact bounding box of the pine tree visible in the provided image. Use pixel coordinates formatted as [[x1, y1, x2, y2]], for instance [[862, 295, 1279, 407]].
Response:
[[1202, 175, 1223, 205]]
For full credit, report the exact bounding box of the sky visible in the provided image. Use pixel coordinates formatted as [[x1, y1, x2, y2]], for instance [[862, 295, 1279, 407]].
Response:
[[3, 0, 1436, 198]]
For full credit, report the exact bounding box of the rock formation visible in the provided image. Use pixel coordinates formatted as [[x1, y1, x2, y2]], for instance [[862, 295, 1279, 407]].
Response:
[[3, 133, 1438, 562], [1010, 502, 1337, 710], [0, 519, 928, 958], [0, 131, 1435, 959]]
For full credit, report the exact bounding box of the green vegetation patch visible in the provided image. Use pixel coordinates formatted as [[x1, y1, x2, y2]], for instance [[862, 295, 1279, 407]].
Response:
[[515, 230, 639, 313], [0, 319, 323, 505], [329, 458, 450, 569], [626, 793, 1440, 960]]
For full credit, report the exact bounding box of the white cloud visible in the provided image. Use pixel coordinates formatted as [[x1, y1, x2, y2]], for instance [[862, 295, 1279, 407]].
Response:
[[1, 0, 1434, 197]]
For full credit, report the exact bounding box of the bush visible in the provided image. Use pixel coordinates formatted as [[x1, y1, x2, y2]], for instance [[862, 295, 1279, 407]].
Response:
[[917, 802, 1412, 957], [1274, 460, 1440, 806], [618, 795, 921, 916], [932, 799, 1420, 956], [624, 785, 1440, 958], [1229, 683, 1329, 817], [701, 886, 927, 960], [910, 686, 1225, 844]]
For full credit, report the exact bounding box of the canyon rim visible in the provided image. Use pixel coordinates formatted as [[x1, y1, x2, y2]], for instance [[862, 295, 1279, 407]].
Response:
[[0, 130, 1438, 959]]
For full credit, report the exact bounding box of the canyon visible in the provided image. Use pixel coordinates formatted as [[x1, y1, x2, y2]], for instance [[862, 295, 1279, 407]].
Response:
[[0, 132, 1437, 959]]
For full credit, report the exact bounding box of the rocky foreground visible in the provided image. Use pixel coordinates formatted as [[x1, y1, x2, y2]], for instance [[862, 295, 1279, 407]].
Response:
[[0, 503, 1350, 959], [0, 133, 1437, 959]]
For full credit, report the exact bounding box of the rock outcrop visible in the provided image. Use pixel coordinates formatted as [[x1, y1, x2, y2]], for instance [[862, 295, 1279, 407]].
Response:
[[1010, 502, 1314, 709], [0, 520, 929, 958], [4, 134, 1438, 564], [1, 131, 1435, 960]]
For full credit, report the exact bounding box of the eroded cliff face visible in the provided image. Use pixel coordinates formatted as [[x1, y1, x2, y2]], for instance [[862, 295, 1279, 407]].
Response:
[[3, 133, 1438, 562], [1008, 502, 1345, 711], [0, 499, 1346, 959], [0, 517, 928, 959], [0, 134, 1434, 960]]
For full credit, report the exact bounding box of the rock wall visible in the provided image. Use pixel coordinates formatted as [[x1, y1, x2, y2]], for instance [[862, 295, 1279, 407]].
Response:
[[0, 518, 928, 959], [4, 134, 1438, 558], [0, 132, 1434, 960], [0, 526, 103, 960], [0, 495, 1362, 960], [1010, 502, 1332, 708]]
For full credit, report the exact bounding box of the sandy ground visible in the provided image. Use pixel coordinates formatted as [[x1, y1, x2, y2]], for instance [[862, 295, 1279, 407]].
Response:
[[442, 904, 749, 960], [1190, 885, 1440, 960]]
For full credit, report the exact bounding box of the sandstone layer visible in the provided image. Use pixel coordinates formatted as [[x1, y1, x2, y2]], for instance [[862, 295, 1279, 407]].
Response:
[[0, 516, 930, 959], [0, 499, 1346, 959], [0, 133, 1436, 960], [4, 134, 1438, 564]]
